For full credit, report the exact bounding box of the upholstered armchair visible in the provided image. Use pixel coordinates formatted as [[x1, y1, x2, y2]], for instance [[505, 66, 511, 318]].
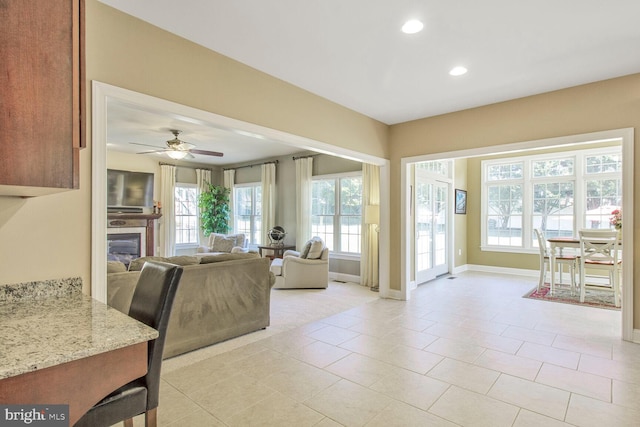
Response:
[[196, 233, 248, 255], [270, 241, 329, 289]]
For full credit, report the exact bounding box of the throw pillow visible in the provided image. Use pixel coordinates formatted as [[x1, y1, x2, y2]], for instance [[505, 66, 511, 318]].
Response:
[[107, 261, 127, 274], [300, 240, 313, 259], [233, 233, 246, 248], [128, 256, 167, 271], [207, 233, 224, 250], [211, 235, 236, 252], [306, 237, 325, 259]]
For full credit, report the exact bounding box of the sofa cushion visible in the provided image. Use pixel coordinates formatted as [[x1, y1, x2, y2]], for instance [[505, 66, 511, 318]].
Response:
[[269, 258, 283, 276], [107, 261, 127, 273], [128, 255, 200, 271], [306, 237, 325, 259], [199, 252, 260, 264], [128, 256, 166, 271]]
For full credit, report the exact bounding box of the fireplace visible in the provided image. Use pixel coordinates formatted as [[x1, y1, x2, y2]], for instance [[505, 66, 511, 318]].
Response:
[[106, 212, 161, 265], [107, 228, 146, 267]]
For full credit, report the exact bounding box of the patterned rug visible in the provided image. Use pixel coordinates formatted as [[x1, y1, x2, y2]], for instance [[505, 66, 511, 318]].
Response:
[[524, 283, 620, 310]]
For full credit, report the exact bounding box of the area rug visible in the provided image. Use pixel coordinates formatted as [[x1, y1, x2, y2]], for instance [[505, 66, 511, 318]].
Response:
[[524, 283, 620, 310]]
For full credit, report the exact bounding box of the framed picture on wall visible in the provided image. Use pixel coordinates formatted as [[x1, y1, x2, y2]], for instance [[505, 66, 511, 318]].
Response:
[[455, 189, 467, 214]]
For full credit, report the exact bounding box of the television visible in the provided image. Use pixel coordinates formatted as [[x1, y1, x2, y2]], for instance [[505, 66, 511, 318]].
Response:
[[107, 169, 154, 212]]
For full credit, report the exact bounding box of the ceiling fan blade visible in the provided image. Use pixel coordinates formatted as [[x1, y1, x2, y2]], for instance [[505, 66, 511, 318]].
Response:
[[136, 149, 169, 154], [189, 149, 224, 157], [130, 142, 165, 149]]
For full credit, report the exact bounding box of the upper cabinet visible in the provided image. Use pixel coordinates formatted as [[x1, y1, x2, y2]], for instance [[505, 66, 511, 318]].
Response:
[[0, 0, 85, 197]]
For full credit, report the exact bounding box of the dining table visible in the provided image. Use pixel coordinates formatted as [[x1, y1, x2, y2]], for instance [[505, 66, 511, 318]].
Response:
[[0, 279, 158, 425], [547, 235, 622, 294]]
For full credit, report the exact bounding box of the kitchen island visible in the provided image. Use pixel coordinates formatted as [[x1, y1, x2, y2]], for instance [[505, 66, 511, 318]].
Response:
[[0, 277, 157, 425]]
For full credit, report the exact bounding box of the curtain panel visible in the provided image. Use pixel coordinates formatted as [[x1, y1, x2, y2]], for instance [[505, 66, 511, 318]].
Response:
[[295, 157, 313, 251], [261, 163, 276, 245], [223, 169, 236, 231], [160, 164, 177, 257], [361, 163, 380, 288]]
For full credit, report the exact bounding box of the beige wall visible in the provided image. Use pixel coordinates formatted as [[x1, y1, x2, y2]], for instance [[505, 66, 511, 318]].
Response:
[[1, 0, 638, 330], [390, 73, 640, 328], [0, 0, 386, 289]]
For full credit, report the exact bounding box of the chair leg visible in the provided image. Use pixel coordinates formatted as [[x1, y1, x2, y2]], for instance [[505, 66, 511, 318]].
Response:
[[124, 419, 134, 427], [569, 263, 575, 295], [538, 260, 547, 291], [145, 408, 158, 427], [579, 263, 586, 303]]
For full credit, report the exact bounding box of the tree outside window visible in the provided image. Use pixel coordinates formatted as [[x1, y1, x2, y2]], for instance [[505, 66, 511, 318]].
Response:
[[312, 174, 362, 254]]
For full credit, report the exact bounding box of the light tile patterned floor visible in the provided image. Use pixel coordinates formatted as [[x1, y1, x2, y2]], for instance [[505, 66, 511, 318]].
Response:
[[130, 272, 640, 426]]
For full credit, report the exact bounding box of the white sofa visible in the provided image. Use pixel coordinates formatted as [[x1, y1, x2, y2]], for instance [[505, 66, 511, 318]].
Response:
[[270, 246, 329, 289], [196, 233, 248, 256]]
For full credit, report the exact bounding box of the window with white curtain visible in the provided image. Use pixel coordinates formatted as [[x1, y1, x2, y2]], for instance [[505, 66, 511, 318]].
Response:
[[234, 182, 262, 245], [482, 146, 622, 252], [174, 183, 199, 246], [312, 172, 362, 254]]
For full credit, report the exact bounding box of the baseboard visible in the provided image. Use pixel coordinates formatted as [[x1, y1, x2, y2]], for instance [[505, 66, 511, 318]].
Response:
[[464, 264, 539, 278], [381, 288, 403, 300], [328, 272, 361, 284]]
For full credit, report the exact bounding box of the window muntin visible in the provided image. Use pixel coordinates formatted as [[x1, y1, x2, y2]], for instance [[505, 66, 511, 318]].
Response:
[[482, 147, 621, 251], [174, 184, 199, 245], [234, 183, 262, 245], [312, 173, 362, 254]]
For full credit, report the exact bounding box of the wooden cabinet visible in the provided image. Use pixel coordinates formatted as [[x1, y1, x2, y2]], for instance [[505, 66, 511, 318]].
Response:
[[0, 0, 85, 197]]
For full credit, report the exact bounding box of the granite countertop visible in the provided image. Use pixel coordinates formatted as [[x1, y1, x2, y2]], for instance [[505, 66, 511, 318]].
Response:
[[0, 279, 158, 380]]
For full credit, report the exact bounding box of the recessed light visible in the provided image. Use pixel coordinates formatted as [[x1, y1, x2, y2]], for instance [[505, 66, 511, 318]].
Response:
[[449, 66, 468, 76], [402, 20, 424, 34]]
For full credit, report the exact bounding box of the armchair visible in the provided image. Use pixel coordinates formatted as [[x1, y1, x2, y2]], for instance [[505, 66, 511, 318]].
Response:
[[270, 248, 329, 289]]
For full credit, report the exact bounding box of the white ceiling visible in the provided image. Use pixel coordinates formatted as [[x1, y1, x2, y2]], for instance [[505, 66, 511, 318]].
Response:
[[101, 0, 640, 165], [106, 99, 305, 166]]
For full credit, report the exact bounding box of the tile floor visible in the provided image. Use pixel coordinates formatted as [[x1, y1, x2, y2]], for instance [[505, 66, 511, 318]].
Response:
[[132, 272, 640, 426]]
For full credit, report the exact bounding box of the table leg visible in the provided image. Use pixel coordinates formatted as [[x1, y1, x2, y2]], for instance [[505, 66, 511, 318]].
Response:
[[549, 249, 556, 295]]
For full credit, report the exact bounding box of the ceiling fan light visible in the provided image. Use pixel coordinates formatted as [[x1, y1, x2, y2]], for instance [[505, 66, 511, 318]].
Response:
[[402, 19, 424, 34], [166, 150, 188, 160]]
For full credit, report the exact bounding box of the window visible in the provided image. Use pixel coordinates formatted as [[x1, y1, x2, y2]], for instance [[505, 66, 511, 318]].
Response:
[[312, 173, 362, 254], [174, 184, 199, 246], [482, 147, 621, 251], [234, 183, 262, 245]]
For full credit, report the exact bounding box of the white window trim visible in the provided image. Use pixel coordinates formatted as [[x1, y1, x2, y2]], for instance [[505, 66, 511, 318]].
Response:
[[313, 171, 363, 257], [234, 181, 261, 245], [175, 182, 199, 249], [481, 145, 622, 253]]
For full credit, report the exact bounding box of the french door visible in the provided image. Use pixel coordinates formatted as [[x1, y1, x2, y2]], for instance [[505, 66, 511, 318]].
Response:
[[415, 172, 449, 284]]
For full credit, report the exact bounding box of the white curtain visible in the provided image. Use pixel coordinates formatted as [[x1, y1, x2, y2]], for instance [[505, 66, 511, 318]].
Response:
[[196, 169, 211, 244], [160, 164, 177, 257], [295, 157, 313, 250], [223, 169, 236, 231], [261, 163, 276, 244], [361, 163, 380, 288]]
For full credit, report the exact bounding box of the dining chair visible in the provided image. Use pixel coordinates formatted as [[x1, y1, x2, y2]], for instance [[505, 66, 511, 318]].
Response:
[[534, 228, 579, 293], [74, 261, 183, 427], [578, 229, 621, 307]]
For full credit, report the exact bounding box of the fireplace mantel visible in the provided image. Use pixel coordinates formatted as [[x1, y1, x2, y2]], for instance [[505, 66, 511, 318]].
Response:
[[107, 213, 162, 221], [107, 213, 162, 256]]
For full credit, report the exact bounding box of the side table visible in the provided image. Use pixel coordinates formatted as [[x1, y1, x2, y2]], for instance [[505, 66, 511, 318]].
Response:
[[258, 244, 296, 260]]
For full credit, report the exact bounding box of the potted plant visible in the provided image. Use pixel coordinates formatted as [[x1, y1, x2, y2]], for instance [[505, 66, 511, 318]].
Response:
[[198, 182, 231, 236]]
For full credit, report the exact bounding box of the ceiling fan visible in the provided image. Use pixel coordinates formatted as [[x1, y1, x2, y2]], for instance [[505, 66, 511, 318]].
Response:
[[131, 129, 224, 160]]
